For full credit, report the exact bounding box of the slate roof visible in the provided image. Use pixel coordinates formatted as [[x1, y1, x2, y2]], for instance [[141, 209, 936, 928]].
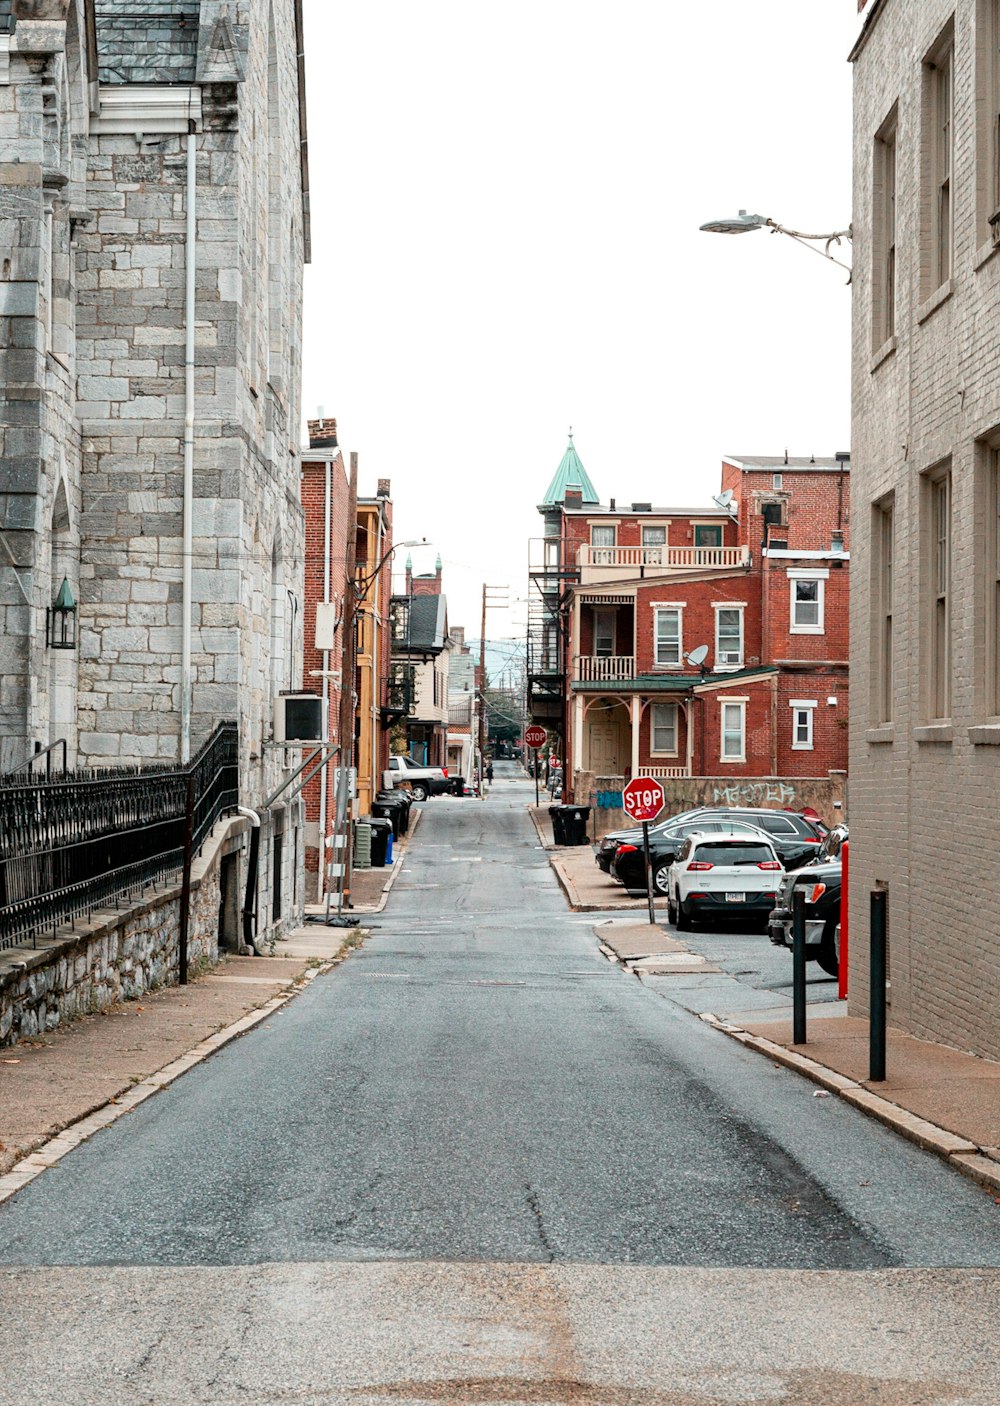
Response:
[[401, 594, 448, 653], [95, 1, 200, 85], [540, 433, 599, 507]]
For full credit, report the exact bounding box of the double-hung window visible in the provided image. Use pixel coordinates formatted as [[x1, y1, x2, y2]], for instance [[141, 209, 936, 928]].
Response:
[[653, 605, 682, 668], [976, 0, 1000, 246], [789, 570, 827, 634], [651, 702, 678, 755], [790, 700, 817, 750], [720, 700, 746, 763], [872, 497, 895, 724], [593, 608, 615, 658], [641, 524, 666, 564], [926, 466, 951, 720], [590, 524, 616, 565], [873, 107, 898, 347], [922, 23, 954, 297], [714, 604, 744, 668]]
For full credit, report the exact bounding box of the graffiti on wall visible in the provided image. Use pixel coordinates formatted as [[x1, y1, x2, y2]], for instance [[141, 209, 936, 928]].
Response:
[[596, 791, 624, 809], [710, 780, 798, 807]]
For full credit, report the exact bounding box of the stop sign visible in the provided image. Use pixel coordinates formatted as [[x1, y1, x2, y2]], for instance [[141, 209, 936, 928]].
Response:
[[621, 775, 666, 823], [524, 725, 547, 749]]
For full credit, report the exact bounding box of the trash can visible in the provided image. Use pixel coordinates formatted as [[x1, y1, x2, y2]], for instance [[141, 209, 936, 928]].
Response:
[[368, 817, 392, 868], [375, 789, 411, 836], [549, 804, 591, 846], [372, 797, 402, 838], [354, 820, 372, 869]]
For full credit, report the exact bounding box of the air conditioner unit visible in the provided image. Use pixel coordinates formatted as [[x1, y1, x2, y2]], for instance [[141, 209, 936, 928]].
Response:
[[273, 692, 327, 743]]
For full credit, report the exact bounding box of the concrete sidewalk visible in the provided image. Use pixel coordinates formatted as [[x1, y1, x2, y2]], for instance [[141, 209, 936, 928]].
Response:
[[592, 917, 1000, 1197], [528, 805, 666, 912]]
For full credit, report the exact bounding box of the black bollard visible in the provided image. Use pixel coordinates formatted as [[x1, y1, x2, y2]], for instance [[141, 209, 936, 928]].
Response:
[[870, 889, 887, 1081], [792, 886, 807, 1045]]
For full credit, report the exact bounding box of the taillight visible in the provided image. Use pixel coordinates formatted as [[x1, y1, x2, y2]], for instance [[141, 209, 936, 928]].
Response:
[[442, 768, 449, 777], [757, 860, 781, 870], [802, 835, 821, 843], [688, 861, 713, 871], [806, 882, 827, 903], [617, 844, 638, 856]]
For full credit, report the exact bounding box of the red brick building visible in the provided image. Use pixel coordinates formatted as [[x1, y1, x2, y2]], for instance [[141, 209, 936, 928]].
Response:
[[300, 418, 395, 899], [527, 439, 850, 794]]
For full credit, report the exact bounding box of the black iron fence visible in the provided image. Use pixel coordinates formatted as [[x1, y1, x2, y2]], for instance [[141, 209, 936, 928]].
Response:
[[0, 723, 238, 952]]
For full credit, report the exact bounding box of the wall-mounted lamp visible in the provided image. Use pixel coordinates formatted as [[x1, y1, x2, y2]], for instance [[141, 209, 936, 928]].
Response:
[[46, 577, 76, 650]]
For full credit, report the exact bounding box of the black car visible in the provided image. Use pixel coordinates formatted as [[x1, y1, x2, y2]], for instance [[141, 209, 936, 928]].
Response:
[[767, 824, 847, 976], [606, 807, 827, 895], [612, 816, 823, 897], [594, 808, 710, 874]]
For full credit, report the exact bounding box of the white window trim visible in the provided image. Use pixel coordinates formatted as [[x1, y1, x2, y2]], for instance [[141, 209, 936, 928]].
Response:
[[713, 601, 746, 670], [650, 702, 679, 757], [640, 522, 669, 547], [790, 699, 817, 750], [788, 568, 828, 635], [590, 524, 617, 547], [719, 697, 747, 764], [652, 602, 685, 670]]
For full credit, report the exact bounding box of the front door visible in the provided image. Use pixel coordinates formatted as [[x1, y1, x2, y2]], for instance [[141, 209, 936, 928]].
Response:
[[587, 720, 626, 775]]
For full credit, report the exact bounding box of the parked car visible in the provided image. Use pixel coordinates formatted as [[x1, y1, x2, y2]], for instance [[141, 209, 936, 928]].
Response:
[[594, 808, 708, 874], [767, 824, 847, 977], [612, 817, 817, 897], [599, 806, 826, 885], [667, 831, 784, 930], [383, 755, 450, 801]]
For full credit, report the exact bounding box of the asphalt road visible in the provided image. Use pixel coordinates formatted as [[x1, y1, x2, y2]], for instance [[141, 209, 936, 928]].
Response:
[[2, 763, 1000, 1403]]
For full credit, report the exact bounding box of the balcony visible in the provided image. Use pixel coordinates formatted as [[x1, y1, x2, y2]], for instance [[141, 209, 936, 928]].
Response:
[[577, 543, 750, 583], [575, 654, 636, 684]]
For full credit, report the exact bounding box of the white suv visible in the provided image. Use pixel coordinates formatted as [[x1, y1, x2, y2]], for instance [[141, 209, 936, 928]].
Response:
[[667, 831, 784, 930]]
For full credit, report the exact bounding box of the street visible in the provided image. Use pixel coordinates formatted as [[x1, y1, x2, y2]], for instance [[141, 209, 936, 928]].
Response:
[[2, 765, 1000, 1404]]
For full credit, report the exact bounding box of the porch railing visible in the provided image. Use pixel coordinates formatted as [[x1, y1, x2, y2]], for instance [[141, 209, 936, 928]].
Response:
[[0, 723, 238, 952], [578, 544, 749, 571], [644, 764, 691, 778], [575, 655, 635, 682]]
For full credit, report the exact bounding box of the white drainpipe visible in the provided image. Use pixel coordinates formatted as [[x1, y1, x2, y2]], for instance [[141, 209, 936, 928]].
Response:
[[180, 123, 197, 763], [317, 455, 331, 902]]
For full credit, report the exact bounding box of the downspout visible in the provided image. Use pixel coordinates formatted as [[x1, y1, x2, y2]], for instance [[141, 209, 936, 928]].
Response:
[[180, 121, 197, 763], [238, 805, 261, 952], [317, 455, 331, 903]]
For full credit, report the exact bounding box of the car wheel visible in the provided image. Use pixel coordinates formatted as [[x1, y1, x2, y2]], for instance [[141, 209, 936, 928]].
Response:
[[653, 861, 672, 895], [666, 895, 678, 926], [816, 916, 839, 977], [410, 783, 428, 802]]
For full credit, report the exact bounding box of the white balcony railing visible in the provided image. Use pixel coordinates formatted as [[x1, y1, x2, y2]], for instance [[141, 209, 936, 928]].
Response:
[[575, 655, 635, 682], [645, 764, 691, 778], [578, 544, 749, 572]]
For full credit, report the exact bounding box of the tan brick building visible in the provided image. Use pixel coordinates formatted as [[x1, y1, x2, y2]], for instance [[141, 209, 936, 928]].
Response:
[[851, 0, 1000, 1058]]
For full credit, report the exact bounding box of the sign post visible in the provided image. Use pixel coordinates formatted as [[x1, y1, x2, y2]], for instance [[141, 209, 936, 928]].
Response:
[[621, 776, 666, 925], [524, 725, 547, 809]]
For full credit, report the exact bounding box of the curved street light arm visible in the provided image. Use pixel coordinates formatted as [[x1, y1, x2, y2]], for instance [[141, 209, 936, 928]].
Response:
[[766, 220, 853, 281]]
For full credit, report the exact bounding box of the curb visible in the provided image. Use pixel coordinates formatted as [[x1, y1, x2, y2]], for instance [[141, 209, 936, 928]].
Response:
[[351, 805, 423, 915], [0, 954, 352, 1208], [701, 1012, 1000, 1196]]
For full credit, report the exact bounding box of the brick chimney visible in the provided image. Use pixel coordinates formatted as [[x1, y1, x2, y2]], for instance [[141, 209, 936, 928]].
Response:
[[564, 486, 583, 509], [308, 415, 338, 449], [377, 478, 391, 498]]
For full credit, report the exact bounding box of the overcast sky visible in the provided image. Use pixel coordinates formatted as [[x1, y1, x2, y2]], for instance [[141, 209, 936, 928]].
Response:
[[301, 2, 863, 644]]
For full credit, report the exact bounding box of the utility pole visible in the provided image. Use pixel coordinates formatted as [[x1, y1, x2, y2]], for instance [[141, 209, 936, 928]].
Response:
[[478, 583, 508, 791], [335, 451, 359, 911]]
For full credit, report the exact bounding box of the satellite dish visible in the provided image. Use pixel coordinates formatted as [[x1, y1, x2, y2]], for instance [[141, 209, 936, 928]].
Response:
[[686, 644, 709, 667], [712, 489, 735, 509]]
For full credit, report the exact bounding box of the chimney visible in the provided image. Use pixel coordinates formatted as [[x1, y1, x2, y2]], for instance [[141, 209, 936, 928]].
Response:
[[308, 414, 338, 449], [377, 478, 391, 497], [564, 486, 583, 509]]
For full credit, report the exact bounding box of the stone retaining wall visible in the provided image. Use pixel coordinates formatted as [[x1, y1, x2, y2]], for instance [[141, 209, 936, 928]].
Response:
[[0, 815, 248, 1048], [575, 771, 847, 840]]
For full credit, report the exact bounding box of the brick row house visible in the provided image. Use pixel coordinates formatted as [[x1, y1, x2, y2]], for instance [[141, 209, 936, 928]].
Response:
[[527, 437, 851, 803], [390, 556, 455, 770], [299, 417, 396, 899]]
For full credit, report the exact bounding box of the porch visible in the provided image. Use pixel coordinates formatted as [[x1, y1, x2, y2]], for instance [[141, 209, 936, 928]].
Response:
[[571, 692, 693, 781]]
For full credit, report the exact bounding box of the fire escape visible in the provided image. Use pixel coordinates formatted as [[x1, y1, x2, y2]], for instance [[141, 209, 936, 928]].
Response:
[[526, 533, 578, 728]]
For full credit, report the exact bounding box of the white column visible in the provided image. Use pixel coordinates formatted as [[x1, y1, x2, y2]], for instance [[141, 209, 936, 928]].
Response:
[[630, 695, 641, 778], [686, 700, 695, 776], [573, 694, 585, 771]]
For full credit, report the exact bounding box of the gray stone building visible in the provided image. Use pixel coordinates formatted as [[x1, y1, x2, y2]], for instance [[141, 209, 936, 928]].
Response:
[[0, 0, 310, 930], [851, 0, 1000, 1060]]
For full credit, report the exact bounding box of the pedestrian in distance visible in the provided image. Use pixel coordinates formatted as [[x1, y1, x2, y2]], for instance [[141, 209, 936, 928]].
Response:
[[486, 760, 494, 783]]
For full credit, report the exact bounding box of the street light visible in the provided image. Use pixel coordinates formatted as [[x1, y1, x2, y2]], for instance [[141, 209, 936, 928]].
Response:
[[355, 537, 429, 598], [700, 209, 853, 279]]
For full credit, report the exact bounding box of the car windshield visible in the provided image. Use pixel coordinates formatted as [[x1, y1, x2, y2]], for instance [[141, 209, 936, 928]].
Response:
[[692, 842, 775, 866]]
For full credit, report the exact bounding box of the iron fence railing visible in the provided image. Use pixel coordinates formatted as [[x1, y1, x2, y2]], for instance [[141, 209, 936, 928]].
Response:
[[0, 723, 238, 952]]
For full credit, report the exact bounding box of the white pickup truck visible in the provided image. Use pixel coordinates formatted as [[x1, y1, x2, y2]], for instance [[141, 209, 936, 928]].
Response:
[[383, 754, 450, 801]]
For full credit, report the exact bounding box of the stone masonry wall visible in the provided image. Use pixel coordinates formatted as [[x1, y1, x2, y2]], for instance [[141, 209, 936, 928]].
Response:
[[0, 812, 246, 1048]]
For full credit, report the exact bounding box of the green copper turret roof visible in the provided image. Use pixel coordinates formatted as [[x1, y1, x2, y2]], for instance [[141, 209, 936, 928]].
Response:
[[540, 430, 599, 507]]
